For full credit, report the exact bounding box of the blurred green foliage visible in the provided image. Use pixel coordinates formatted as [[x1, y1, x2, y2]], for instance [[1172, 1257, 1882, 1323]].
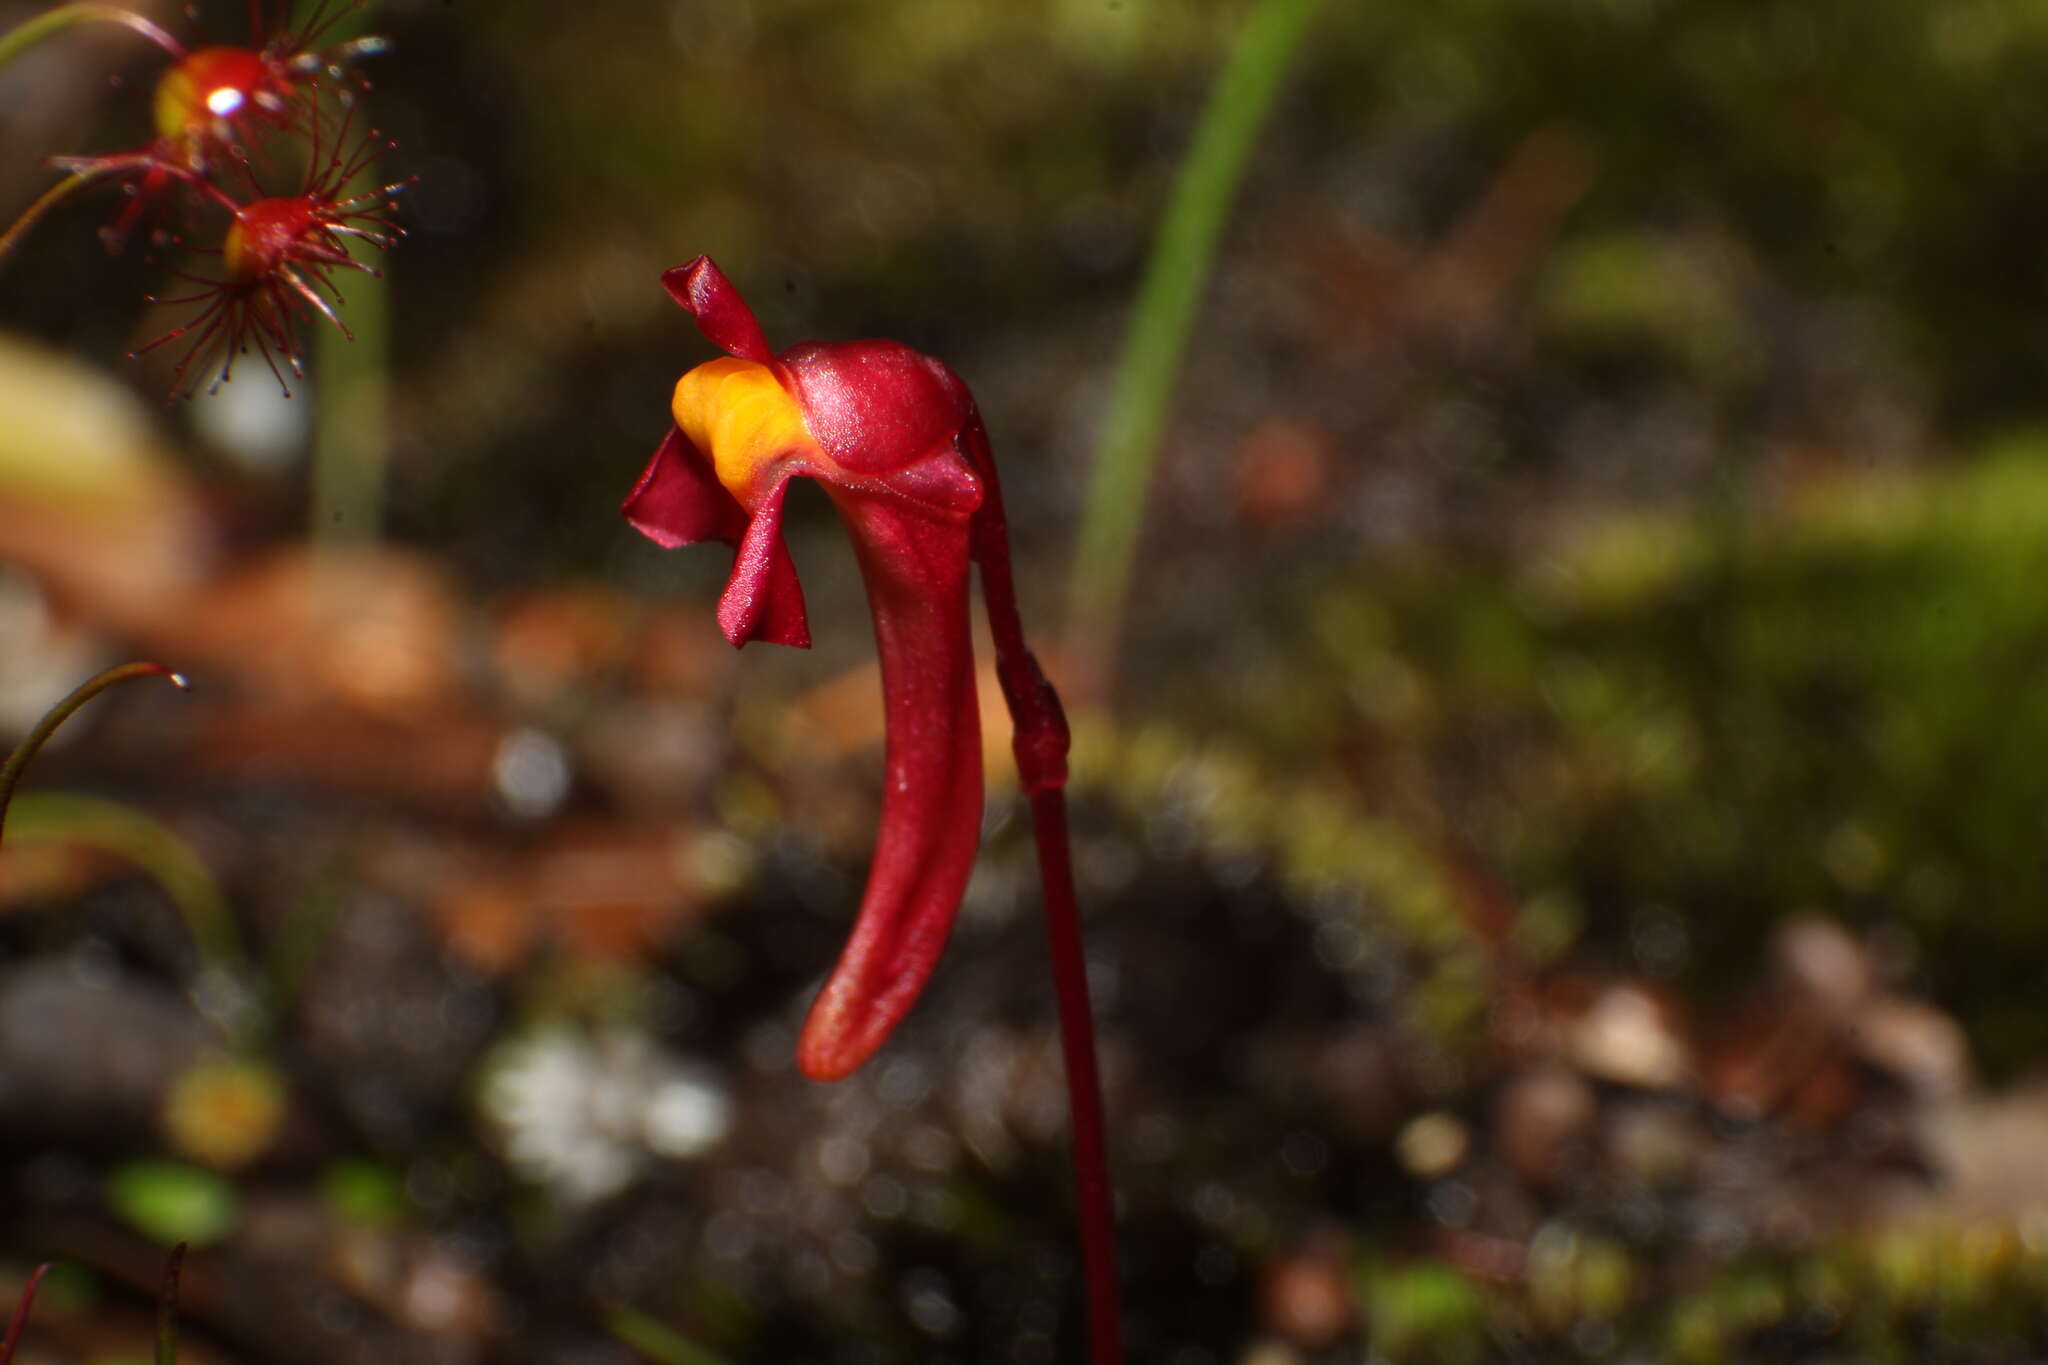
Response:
[[1200, 431, 2048, 1072], [1080, 426, 2048, 1069], [1536, 231, 1757, 385], [1349, 1221, 2048, 1363], [103, 1162, 239, 1248], [1330, 0, 2048, 420], [1361, 1257, 1491, 1362]]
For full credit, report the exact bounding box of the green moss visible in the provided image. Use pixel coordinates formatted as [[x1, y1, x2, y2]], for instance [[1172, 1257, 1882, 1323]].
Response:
[[1536, 233, 1757, 385], [1361, 1258, 1491, 1363]]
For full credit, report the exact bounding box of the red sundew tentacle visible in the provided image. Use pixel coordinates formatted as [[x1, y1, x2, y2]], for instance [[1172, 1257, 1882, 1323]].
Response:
[[174, 337, 220, 396], [290, 241, 362, 270], [239, 293, 296, 392], [138, 295, 230, 396], [278, 0, 380, 67], [278, 264, 351, 337], [134, 295, 227, 347], [326, 222, 396, 249], [795, 493, 983, 1081]]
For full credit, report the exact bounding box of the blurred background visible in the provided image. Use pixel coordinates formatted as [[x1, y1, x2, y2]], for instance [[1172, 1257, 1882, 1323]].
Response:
[[4, 0, 2048, 1360]]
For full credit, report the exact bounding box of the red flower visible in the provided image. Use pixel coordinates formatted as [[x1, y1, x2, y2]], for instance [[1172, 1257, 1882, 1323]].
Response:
[[48, 2, 388, 250], [133, 126, 405, 397], [624, 256, 1002, 1081]]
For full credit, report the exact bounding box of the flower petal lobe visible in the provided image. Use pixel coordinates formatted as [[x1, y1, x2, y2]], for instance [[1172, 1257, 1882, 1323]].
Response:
[[716, 477, 811, 648], [622, 426, 747, 548], [663, 256, 774, 364]]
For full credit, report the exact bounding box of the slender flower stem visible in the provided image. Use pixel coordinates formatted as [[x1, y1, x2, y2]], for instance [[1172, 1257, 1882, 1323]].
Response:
[[0, 661, 188, 852], [309, 0, 390, 551], [8, 793, 249, 985], [154, 1243, 186, 1365], [1027, 787, 1121, 1365], [1, 152, 176, 264], [311, 161, 392, 551], [1, 1264, 52, 1365], [0, 2, 183, 71], [967, 418, 1123, 1365], [1066, 0, 1324, 685], [0, 168, 101, 264]]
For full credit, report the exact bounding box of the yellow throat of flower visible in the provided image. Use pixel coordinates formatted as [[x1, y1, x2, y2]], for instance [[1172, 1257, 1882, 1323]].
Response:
[[152, 62, 204, 142], [672, 358, 821, 507]]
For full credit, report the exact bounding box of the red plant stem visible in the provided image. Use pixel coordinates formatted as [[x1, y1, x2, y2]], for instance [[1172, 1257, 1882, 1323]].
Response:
[[966, 417, 1123, 1365], [155, 1243, 186, 1365], [2, 1264, 51, 1365], [1027, 786, 1122, 1365]]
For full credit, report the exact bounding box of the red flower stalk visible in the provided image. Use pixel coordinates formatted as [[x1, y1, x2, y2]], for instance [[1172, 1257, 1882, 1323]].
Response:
[[133, 123, 406, 397], [1, 1263, 52, 1365]]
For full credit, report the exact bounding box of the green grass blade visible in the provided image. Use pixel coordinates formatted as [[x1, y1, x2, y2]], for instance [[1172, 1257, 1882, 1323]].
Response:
[[7, 793, 249, 999], [603, 1304, 735, 1365], [1067, 0, 1324, 676]]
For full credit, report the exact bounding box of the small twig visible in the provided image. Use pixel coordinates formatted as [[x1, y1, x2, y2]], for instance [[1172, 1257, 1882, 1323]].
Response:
[[1066, 0, 1325, 690]]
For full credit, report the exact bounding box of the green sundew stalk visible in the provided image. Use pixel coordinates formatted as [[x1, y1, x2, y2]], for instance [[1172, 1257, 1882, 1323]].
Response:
[[311, 235, 390, 547], [308, 0, 390, 552], [0, 169, 96, 264], [0, 664, 256, 1037], [6, 794, 248, 993], [0, 662, 186, 845], [1067, 0, 1324, 679], [0, 2, 179, 71]]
